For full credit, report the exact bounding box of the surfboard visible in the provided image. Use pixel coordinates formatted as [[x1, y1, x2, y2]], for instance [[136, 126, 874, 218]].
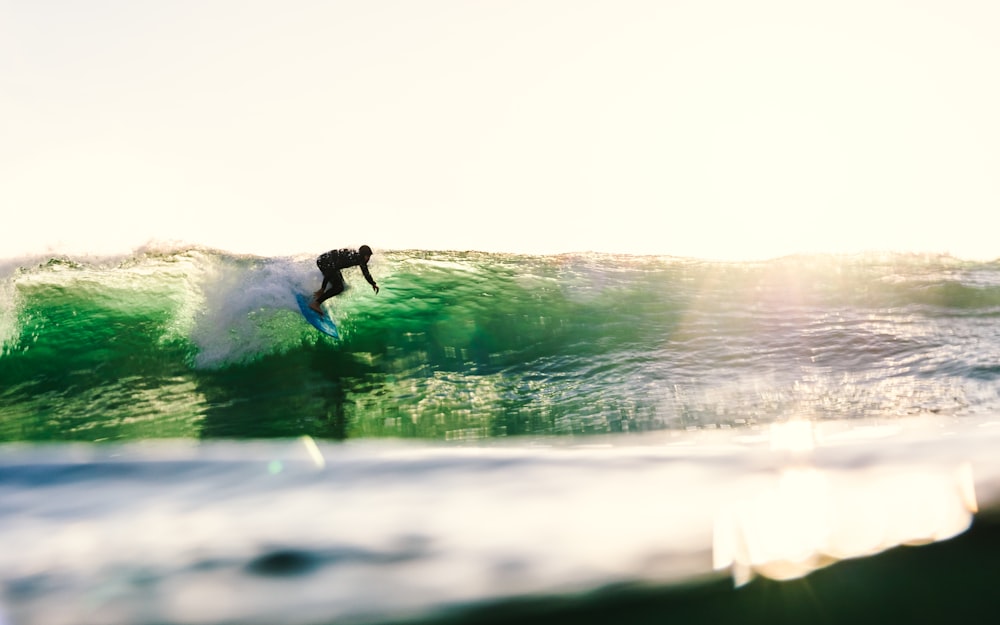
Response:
[[295, 293, 340, 338]]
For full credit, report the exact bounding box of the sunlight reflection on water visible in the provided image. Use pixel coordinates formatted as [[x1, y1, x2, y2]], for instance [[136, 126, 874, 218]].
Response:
[[714, 419, 978, 585]]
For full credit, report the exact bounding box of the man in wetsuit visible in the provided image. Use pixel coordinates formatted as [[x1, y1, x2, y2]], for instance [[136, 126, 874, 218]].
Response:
[[309, 245, 379, 315]]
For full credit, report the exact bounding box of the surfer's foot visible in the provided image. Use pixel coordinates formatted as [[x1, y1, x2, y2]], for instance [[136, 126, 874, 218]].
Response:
[[308, 300, 324, 316]]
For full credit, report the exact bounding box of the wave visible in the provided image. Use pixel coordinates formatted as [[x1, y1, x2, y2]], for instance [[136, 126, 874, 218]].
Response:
[[3, 246, 1000, 441]]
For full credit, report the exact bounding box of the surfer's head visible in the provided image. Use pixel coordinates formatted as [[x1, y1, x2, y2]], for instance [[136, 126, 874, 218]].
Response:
[[359, 245, 373, 260]]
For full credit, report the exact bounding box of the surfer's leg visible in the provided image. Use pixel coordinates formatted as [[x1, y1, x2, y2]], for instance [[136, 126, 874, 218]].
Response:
[[314, 277, 327, 299], [310, 263, 342, 315], [316, 270, 345, 304], [314, 254, 334, 299]]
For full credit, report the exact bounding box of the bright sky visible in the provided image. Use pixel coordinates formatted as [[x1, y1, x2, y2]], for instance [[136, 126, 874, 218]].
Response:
[[2, 0, 999, 260]]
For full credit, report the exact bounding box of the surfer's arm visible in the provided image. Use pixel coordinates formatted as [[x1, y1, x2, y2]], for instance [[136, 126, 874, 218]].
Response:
[[360, 263, 379, 294]]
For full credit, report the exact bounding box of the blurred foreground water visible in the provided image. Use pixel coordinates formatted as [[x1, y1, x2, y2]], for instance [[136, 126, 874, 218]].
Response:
[[4, 416, 1000, 625]]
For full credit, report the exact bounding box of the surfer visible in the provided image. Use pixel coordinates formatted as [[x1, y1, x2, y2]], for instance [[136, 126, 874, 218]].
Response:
[[309, 245, 380, 315]]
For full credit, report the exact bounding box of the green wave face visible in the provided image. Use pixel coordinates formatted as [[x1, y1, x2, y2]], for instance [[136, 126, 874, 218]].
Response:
[[3, 249, 999, 442]]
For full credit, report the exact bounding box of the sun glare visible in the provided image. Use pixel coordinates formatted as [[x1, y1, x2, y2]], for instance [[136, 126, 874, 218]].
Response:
[[714, 420, 979, 586]]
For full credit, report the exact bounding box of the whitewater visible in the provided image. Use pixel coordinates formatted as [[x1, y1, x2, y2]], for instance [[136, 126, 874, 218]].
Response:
[[3, 246, 1000, 624]]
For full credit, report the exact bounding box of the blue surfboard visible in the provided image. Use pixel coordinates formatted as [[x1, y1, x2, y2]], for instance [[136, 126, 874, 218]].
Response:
[[295, 293, 339, 338]]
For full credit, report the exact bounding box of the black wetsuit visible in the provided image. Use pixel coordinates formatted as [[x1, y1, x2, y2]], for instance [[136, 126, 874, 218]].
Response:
[[315, 249, 376, 304]]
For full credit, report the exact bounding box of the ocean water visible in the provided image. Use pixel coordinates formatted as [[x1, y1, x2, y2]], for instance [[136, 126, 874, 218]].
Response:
[[3, 247, 1000, 624]]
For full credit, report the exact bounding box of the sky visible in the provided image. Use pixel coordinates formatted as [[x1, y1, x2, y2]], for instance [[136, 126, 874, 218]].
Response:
[[2, 0, 999, 260]]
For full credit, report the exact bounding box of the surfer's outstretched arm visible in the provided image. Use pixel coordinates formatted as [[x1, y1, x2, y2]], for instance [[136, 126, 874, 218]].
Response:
[[360, 262, 379, 294]]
